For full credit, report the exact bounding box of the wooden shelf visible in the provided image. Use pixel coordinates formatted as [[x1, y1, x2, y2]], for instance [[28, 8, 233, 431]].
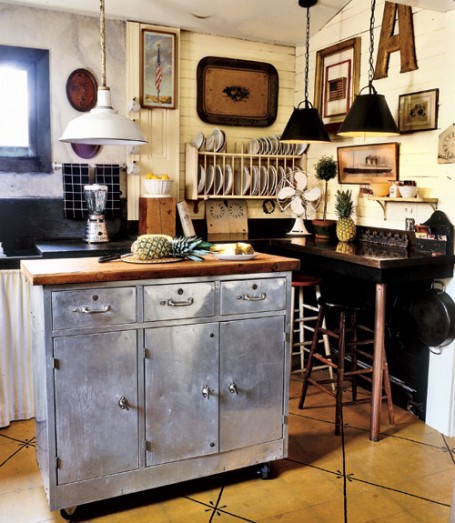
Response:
[[367, 196, 438, 220], [185, 143, 305, 200]]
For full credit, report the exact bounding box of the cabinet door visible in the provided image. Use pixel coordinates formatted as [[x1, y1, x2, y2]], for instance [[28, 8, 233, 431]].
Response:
[[145, 323, 219, 466], [54, 331, 139, 485], [219, 316, 285, 452]]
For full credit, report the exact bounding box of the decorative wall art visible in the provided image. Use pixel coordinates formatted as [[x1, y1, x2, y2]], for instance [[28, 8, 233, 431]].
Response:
[[197, 57, 278, 127], [337, 143, 399, 184], [313, 38, 360, 134], [141, 29, 177, 109], [398, 89, 439, 133]]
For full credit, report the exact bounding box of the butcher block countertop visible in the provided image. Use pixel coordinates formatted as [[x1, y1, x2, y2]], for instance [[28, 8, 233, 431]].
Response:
[[21, 252, 300, 286]]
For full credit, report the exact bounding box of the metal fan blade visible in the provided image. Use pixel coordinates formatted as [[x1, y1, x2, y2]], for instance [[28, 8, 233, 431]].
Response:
[[294, 170, 308, 191], [277, 186, 296, 200], [304, 186, 321, 202], [290, 197, 305, 216]]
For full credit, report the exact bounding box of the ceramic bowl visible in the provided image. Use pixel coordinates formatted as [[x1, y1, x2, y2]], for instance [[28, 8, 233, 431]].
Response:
[[370, 182, 390, 197], [399, 185, 418, 198], [144, 179, 174, 196]]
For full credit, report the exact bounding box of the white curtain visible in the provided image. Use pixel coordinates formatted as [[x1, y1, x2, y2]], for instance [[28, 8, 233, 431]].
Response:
[[0, 270, 34, 427]]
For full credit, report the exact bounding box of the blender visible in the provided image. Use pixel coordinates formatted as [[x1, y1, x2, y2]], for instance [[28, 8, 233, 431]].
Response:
[[83, 184, 109, 243]]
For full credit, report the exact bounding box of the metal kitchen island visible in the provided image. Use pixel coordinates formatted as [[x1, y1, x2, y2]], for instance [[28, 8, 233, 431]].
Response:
[[21, 253, 299, 516]]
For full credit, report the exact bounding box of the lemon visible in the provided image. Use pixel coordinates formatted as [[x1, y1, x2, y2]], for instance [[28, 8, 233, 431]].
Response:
[[161, 174, 170, 180]]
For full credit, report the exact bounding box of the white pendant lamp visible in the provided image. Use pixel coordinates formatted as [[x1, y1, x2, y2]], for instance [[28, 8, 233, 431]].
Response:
[[337, 0, 399, 137], [281, 0, 330, 144], [60, 0, 147, 146]]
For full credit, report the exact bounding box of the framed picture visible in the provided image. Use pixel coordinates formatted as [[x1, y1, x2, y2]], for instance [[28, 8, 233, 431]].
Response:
[[196, 56, 278, 127], [314, 38, 360, 134], [398, 89, 439, 133], [141, 29, 177, 109], [337, 143, 399, 184]]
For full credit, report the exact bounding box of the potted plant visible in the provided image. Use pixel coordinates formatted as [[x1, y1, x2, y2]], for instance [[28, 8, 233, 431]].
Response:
[[312, 155, 337, 240]]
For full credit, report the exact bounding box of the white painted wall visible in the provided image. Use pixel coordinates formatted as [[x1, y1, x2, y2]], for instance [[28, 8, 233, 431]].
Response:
[[0, 3, 129, 198], [299, 0, 455, 435]]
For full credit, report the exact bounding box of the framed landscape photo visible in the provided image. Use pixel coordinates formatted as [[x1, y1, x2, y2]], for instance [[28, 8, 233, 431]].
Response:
[[314, 37, 360, 134], [337, 143, 399, 184], [141, 29, 177, 109], [398, 89, 438, 133]]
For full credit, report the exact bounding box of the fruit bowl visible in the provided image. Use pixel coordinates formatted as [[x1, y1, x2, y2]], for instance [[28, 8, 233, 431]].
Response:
[[370, 182, 390, 197], [144, 178, 174, 196]]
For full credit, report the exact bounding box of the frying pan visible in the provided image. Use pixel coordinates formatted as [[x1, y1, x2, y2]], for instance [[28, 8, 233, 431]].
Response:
[[408, 281, 455, 348]]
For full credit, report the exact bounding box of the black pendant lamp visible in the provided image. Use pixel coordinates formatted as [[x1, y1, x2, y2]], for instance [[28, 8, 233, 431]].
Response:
[[281, 0, 330, 144], [337, 0, 399, 137]]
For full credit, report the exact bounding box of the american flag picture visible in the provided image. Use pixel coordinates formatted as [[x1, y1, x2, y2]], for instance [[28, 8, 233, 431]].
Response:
[[155, 44, 162, 99], [142, 29, 176, 108]]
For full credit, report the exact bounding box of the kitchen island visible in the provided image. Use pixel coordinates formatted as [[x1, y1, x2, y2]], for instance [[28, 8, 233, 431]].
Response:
[[21, 253, 299, 515]]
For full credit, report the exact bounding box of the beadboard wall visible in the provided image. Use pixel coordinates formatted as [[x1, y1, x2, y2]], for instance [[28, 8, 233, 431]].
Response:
[[297, 0, 455, 436], [299, 0, 455, 232]]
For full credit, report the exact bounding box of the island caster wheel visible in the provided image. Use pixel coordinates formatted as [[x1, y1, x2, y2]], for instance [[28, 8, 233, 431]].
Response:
[[60, 506, 78, 520], [257, 462, 271, 479]]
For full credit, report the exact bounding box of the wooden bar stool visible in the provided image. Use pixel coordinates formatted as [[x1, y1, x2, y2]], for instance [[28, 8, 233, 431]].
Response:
[[298, 297, 394, 435], [290, 275, 332, 375]]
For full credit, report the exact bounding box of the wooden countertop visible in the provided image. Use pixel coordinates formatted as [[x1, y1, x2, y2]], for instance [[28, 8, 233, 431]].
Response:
[[21, 252, 300, 286]]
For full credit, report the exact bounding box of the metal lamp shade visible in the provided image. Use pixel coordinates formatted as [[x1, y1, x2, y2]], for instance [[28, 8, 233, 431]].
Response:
[[60, 88, 147, 146], [280, 106, 330, 143], [338, 93, 399, 137]]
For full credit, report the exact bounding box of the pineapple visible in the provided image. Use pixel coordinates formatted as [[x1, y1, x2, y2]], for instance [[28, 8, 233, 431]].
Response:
[[334, 189, 356, 242], [131, 234, 211, 262]]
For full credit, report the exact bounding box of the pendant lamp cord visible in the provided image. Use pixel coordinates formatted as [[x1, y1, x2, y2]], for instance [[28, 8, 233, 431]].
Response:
[[303, 7, 311, 108], [367, 0, 376, 94], [99, 0, 107, 89]]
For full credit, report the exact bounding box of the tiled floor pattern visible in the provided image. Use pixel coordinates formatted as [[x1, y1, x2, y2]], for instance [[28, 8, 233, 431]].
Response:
[[1, 375, 454, 522]]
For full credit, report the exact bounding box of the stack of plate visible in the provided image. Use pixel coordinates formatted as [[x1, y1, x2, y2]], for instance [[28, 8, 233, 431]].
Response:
[[248, 135, 308, 156], [192, 128, 226, 152]]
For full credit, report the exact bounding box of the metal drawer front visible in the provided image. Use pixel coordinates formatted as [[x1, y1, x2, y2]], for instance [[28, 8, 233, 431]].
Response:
[[52, 287, 136, 330], [220, 278, 286, 315], [144, 282, 215, 321]]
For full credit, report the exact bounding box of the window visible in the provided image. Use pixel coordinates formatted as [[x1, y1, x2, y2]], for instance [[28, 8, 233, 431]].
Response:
[[0, 45, 51, 173]]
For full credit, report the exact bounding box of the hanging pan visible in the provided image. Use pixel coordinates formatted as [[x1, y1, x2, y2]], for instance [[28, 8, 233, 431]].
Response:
[[408, 281, 455, 348]]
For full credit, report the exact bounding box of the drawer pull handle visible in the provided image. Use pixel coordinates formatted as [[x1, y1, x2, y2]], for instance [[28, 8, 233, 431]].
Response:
[[238, 293, 266, 302], [118, 396, 129, 410], [72, 305, 111, 314], [167, 298, 194, 307]]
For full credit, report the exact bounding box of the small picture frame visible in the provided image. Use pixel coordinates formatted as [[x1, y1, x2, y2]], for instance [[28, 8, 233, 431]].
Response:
[[398, 89, 438, 133], [337, 143, 399, 184], [141, 29, 177, 109], [313, 38, 360, 134]]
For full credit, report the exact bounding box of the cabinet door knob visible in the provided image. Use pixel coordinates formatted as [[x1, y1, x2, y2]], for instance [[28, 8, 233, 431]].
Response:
[[118, 396, 130, 410], [201, 385, 211, 399], [228, 382, 238, 394]]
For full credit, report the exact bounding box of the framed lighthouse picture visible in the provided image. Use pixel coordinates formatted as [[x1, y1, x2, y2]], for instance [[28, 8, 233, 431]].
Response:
[[141, 29, 177, 109]]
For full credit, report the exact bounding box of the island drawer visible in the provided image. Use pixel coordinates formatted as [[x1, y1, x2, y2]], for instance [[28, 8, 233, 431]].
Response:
[[143, 282, 215, 321], [51, 287, 137, 330], [220, 277, 286, 315]]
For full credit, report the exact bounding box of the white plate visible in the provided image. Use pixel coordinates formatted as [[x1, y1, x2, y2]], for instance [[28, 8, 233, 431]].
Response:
[[205, 164, 215, 193], [268, 165, 278, 195], [224, 164, 233, 194], [213, 253, 257, 261], [251, 165, 259, 195], [215, 129, 225, 152], [260, 165, 269, 195], [241, 166, 251, 195], [197, 164, 206, 194], [214, 165, 224, 194], [205, 134, 216, 152], [192, 132, 205, 150]]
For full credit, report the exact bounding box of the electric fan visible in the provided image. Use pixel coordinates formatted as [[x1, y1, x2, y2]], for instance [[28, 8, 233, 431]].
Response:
[[276, 169, 321, 235]]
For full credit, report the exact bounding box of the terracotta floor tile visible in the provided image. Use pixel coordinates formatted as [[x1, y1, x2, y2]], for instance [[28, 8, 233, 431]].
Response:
[[0, 380, 454, 523]]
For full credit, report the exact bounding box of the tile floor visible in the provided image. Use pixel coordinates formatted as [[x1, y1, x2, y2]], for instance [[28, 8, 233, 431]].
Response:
[[1, 374, 454, 523]]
